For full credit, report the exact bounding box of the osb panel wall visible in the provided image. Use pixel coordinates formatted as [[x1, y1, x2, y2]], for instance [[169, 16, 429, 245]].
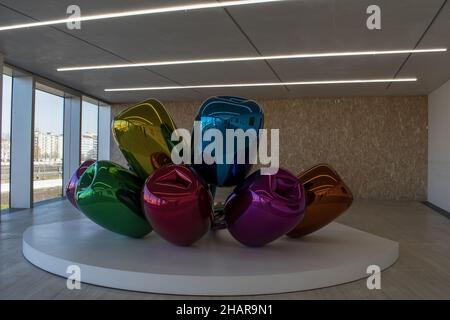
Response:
[[111, 96, 427, 200]]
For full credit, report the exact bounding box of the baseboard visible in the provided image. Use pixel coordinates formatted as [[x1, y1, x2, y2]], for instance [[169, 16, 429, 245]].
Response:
[[422, 201, 450, 219]]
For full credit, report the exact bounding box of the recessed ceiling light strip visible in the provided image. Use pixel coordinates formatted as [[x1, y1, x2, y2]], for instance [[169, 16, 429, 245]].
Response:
[[0, 0, 288, 31], [105, 78, 417, 92], [58, 49, 447, 72]]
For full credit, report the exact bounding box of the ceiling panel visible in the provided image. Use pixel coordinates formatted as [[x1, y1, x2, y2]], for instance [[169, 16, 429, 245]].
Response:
[[194, 86, 288, 100], [56, 68, 182, 102], [0, 2, 200, 102], [284, 82, 417, 98], [106, 86, 290, 104], [0, 23, 179, 102], [0, 0, 261, 60], [150, 60, 281, 84], [104, 89, 202, 104], [393, 3, 450, 95], [268, 55, 408, 81], [0, 0, 449, 103], [0, 0, 213, 20], [105, 82, 421, 103], [227, 0, 445, 53], [59, 12, 257, 62]]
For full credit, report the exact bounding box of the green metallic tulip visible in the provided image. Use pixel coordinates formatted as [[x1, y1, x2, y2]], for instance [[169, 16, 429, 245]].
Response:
[[112, 99, 178, 180], [75, 161, 152, 238]]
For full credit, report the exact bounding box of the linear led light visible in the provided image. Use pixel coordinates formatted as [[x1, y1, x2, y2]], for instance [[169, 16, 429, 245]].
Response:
[[104, 78, 418, 92], [58, 48, 447, 72], [0, 0, 288, 31]]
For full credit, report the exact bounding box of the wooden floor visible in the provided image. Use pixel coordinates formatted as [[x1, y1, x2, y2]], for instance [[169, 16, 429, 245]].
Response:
[[0, 199, 449, 300]]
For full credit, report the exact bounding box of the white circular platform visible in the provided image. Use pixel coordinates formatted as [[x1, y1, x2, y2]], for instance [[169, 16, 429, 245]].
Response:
[[23, 219, 398, 296]]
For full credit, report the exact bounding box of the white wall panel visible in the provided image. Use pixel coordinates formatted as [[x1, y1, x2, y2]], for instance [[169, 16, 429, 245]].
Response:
[[428, 80, 450, 212], [62, 95, 81, 194], [10, 75, 34, 208], [98, 104, 111, 161]]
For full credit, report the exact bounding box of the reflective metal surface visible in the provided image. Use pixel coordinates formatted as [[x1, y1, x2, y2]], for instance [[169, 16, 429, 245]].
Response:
[[192, 96, 264, 187], [287, 164, 353, 238], [150, 151, 173, 170], [66, 159, 95, 209], [224, 168, 306, 247], [142, 165, 213, 246], [76, 161, 152, 238], [112, 99, 178, 180]]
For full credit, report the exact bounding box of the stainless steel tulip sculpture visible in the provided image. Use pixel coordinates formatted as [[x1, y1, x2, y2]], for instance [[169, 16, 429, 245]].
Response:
[[67, 97, 353, 246]]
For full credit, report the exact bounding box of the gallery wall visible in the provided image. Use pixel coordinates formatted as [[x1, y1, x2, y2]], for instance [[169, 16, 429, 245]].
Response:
[[428, 80, 450, 212], [111, 95, 427, 200]]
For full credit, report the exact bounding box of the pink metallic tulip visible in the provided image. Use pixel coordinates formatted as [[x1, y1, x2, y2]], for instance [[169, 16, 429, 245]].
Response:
[[142, 165, 213, 246], [66, 159, 96, 209]]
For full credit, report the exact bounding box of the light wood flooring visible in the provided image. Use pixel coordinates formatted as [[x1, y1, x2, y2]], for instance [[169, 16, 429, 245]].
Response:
[[0, 199, 449, 299]]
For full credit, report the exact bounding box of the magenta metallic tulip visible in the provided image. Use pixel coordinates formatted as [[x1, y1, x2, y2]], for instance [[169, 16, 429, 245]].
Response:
[[66, 159, 96, 209], [142, 165, 213, 246], [224, 168, 306, 247]]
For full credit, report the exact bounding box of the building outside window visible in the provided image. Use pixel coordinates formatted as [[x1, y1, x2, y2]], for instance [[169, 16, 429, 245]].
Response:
[[1, 74, 12, 209], [81, 99, 99, 162], [33, 88, 64, 203]]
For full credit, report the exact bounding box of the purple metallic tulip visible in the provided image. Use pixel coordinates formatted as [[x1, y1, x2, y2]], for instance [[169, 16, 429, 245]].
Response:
[[224, 168, 306, 247], [66, 159, 96, 209]]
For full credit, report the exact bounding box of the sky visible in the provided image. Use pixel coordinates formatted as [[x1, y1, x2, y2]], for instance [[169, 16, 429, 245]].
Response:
[[81, 100, 98, 135], [2, 75, 98, 137], [35, 89, 64, 134]]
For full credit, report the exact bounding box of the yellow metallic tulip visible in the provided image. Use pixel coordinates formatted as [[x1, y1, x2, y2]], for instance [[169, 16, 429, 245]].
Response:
[[112, 99, 178, 180]]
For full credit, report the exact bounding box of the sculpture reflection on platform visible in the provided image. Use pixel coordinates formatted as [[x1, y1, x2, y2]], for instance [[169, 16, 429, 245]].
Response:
[[66, 97, 353, 247]]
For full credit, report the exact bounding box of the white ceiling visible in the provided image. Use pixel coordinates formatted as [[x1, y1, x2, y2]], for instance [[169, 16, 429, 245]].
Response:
[[0, 0, 449, 103]]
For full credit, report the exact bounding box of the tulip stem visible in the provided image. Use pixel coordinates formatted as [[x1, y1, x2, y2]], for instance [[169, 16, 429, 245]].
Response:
[[211, 202, 227, 230]]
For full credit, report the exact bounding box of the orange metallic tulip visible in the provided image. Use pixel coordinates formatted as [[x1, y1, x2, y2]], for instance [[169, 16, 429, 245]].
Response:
[[287, 164, 353, 238]]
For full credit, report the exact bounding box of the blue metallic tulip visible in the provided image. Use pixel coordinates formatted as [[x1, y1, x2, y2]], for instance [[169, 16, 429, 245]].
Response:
[[192, 96, 264, 187]]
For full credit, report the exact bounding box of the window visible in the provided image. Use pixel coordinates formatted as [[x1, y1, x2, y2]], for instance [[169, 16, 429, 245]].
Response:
[[1, 74, 12, 209], [33, 89, 64, 203], [81, 99, 99, 162]]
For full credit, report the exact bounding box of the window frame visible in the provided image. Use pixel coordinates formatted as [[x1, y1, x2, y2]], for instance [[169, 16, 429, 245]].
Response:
[[32, 86, 66, 203], [1, 70, 13, 209], [1, 63, 109, 211]]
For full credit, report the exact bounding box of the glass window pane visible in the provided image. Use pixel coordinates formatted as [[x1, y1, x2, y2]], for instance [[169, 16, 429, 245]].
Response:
[[81, 100, 98, 162], [33, 89, 64, 203], [1, 75, 12, 210]]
